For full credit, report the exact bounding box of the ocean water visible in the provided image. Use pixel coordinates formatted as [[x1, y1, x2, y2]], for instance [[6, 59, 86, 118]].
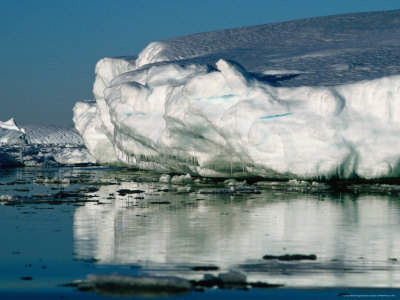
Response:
[[0, 167, 400, 299]]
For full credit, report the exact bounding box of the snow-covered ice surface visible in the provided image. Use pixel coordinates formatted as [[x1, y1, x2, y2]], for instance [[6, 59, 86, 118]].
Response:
[[22, 124, 84, 145], [0, 119, 84, 146], [74, 10, 400, 179], [0, 119, 95, 167]]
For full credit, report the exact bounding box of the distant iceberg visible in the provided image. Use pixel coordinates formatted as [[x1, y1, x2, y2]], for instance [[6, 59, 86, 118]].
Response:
[[0, 118, 84, 146], [0, 118, 95, 167], [74, 10, 400, 179], [0, 118, 26, 145]]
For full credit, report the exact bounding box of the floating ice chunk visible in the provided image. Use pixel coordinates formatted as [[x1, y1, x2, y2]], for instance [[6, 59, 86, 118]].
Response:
[[0, 195, 14, 202], [255, 180, 330, 193], [176, 186, 193, 193], [159, 174, 171, 183], [347, 184, 400, 194], [288, 179, 310, 186], [224, 179, 247, 186], [33, 177, 71, 185], [52, 147, 96, 165], [218, 270, 246, 284], [171, 174, 193, 185]]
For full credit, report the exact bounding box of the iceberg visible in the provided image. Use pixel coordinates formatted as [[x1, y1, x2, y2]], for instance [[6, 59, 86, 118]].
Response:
[[0, 118, 26, 145], [0, 118, 84, 146], [0, 118, 95, 167], [22, 124, 84, 145], [74, 10, 400, 179]]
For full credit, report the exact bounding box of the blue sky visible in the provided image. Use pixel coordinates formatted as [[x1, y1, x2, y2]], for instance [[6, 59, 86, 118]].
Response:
[[1, 0, 400, 125]]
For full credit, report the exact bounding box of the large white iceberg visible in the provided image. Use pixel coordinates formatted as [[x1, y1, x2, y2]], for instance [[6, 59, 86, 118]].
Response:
[[74, 10, 400, 179]]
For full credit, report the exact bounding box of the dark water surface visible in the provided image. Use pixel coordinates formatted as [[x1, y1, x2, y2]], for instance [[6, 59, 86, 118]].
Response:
[[0, 167, 399, 299]]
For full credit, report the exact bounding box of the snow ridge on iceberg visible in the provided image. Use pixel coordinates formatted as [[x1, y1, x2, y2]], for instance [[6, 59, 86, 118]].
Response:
[[74, 10, 400, 179], [22, 124, 84, 145], [0, 118, 26, 145]]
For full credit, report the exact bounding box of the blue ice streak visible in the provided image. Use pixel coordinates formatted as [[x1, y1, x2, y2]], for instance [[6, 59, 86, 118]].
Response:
[[259, 112, 293, 120]]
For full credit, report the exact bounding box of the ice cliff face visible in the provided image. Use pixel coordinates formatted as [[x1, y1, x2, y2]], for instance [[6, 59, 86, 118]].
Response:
[[73, 10, 400, 179]]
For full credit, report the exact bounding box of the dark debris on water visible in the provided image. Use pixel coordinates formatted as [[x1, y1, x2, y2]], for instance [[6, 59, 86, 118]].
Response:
[[67, 270, 282, 298], [117, 189, 145, 196], [263, 254, 317, 261], [191, 265, 219, 271], [20, 277, 33, 280]]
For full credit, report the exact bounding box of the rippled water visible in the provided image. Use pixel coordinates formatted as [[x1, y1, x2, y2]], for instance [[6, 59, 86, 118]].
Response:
[[1, 167, 400, 298]]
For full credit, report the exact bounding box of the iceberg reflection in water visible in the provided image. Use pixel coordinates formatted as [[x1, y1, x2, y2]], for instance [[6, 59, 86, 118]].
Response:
[[73, 175, 400, 288]]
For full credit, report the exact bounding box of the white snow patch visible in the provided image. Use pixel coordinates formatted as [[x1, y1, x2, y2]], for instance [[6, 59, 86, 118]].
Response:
[[0, 118, 25, 132]]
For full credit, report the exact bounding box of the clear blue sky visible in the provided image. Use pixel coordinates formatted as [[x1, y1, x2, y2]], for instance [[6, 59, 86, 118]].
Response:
[[1, 0, 399, 125]]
